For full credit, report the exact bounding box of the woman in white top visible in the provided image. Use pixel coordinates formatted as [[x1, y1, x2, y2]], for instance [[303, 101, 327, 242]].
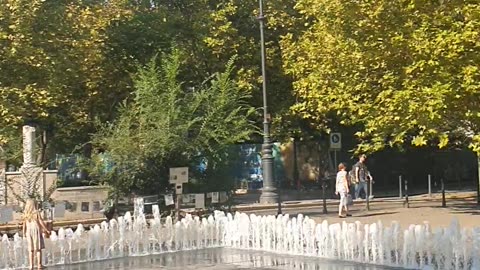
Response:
[[335, 163, 350, 218], [22, 198, 50, 270]]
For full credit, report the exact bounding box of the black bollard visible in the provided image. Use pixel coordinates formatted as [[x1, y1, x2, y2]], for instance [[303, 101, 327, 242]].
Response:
[[175, 194, 181, 221], [277, 180, 282, 215], [366, 179, 371, 211], [404, 179, 409, 208], [322, 179, 328, 214], [441, 178, 446, 208]]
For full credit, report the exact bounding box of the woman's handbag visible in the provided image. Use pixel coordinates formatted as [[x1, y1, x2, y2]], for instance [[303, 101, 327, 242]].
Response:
[[40, 234, 45, 249], [347, 194, 354, 206]]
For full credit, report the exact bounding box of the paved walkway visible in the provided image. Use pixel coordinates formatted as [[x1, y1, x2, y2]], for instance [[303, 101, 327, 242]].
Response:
[[231, 187, 473, 205], [240, 193, 479, 229], [1, 191, 477, 234]]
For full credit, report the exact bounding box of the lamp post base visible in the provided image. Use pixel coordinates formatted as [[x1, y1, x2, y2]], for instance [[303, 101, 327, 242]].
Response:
[[259, 140, 278, 204], [259, 187, 278, 204]]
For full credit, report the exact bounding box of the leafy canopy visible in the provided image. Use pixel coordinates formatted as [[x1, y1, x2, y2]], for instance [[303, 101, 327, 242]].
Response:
[[89, 49, 257, 196], [281, 0, 480, 153], [0, 0, 132, 160]]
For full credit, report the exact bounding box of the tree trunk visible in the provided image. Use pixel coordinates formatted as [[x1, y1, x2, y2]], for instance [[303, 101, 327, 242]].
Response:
[[293, 137, 299, 190], [38, 129, 48, 169], [477, 153, 480, 206]]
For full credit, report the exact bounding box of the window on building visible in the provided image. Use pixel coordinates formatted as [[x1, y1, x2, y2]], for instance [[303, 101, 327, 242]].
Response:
[[81, 202, 89, 212], [92, 201, 101, 212]]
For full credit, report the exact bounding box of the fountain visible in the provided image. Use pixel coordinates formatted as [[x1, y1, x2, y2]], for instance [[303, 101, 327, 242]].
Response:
[[1, 199, 479, 270]]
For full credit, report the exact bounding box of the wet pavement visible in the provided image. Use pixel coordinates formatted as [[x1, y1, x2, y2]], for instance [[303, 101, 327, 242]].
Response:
[[48, 248, 408, 270]]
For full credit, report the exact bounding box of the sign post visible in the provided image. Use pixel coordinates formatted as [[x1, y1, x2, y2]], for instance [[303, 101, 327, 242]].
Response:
[[329, 133, 342, 167], [169, 167, 189, 220]]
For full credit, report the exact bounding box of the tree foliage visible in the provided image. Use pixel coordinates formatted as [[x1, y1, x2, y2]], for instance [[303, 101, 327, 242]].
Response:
[[199, 0, 301, 140], [89, 50, 257, 196], [1, 0, 301, 165], [0, 0, 133, 162], [281, 0, 480, 153]]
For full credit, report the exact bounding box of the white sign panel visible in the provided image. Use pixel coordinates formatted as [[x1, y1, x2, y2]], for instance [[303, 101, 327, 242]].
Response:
[[54, 202, 66, 218], [169, 167, 189, 184], [175, 184, 183, 195], [219, 192, 228, 203], [0, 206, 13, 223], [195, 194, 205, 209], [181, 194, 190, 203], [329, 132, 342, 150], [152, 205, 160, 217], [164, 194, 174, 206], [211, 192, 219, 203]]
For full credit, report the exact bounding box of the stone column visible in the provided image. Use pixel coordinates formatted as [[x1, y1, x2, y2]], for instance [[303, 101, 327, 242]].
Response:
[[0, 160, 5, 205], [22, 125, 36, 165], [19, 125, 43, 201]]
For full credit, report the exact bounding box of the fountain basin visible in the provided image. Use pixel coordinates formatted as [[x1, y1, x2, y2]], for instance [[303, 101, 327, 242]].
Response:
[[1, 209, 479, 270], [47, 248, 404, 270]]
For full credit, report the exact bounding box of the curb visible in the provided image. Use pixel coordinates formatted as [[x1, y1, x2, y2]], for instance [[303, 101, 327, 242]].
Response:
[[1, 193, 475, 233], [231, 194, 477, 212], [0, 218, 106, 233]]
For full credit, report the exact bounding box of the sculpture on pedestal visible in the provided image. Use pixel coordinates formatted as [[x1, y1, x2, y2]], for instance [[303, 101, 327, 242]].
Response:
[[16, 125, 44, 202]]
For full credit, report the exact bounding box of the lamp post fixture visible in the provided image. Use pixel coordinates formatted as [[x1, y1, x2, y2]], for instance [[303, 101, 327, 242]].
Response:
[[257, 0, 278, 205]]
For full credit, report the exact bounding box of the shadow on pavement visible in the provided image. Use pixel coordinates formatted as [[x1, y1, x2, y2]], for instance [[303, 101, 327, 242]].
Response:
[[353, 211, 399, 218], [448, 203, 480, 215]]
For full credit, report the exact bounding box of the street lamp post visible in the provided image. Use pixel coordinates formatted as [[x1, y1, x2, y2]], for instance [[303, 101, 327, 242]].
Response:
[[258, 0, 278, 204]]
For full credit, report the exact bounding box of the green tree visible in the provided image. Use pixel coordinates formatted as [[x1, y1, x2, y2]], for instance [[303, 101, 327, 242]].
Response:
[[89, 50, 257, 197], [1, 0, 302, 165], [0, 0, 132, 164], [281, 0, 480, 153], [281, 0, 480, 202], [170, 0, 301, 141]]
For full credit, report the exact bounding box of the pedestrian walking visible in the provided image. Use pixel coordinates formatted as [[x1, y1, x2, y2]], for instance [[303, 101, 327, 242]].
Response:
[[335, 163, 351, 218], [353, 154, 373, 200]]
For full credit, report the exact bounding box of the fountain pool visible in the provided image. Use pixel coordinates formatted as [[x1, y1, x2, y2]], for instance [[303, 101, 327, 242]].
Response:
[[46, 248, 405, 270], [0, 199, 478, 270]]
